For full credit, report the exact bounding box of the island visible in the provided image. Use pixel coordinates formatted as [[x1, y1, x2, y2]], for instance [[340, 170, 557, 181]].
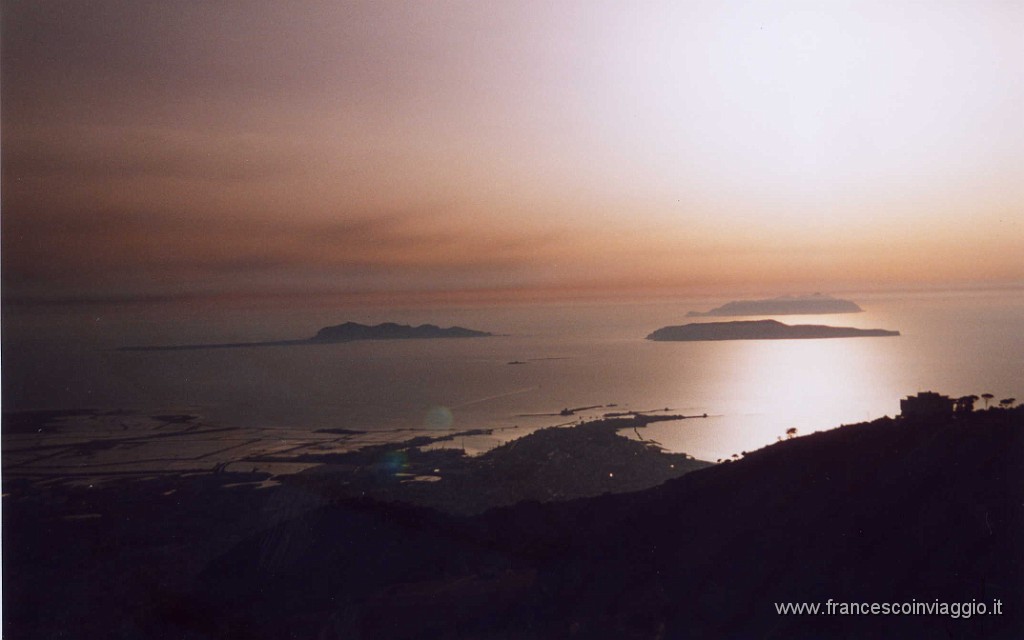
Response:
[[311, 322, 492, 342], [646, 319, 899, 341], [687, 293, 863, 317], [120, 322, 492, 351]]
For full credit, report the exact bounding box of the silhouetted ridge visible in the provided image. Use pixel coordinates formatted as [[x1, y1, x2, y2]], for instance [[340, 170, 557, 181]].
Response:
[[193, 406, 1022, 639], [6, 403, 1021, 638], [647, 319, 899, 341], [688, 293, 863, 316]]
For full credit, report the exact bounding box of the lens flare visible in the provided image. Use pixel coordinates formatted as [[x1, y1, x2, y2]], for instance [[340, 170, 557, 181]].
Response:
[[424, 406, 454, 430], [374, 450, 408, 481]]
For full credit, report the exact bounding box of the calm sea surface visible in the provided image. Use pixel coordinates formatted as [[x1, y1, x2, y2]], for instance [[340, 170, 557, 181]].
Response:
[[4, 290, 1022, 461]]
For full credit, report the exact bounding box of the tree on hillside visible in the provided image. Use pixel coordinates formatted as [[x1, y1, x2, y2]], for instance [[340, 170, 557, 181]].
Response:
[[999, 398, 1016, 409], [785, 427, 798, 439], [954, 395, 978, 415], [981, 393, 994, 409]]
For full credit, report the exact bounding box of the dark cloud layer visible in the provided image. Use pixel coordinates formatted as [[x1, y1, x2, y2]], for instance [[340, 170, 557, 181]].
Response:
[[4, 125, 307, 183], [3, 204, 559, 300]]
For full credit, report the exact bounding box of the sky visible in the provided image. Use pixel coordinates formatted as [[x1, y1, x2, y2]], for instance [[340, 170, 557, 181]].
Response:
[[3, 0, 1022, 305]]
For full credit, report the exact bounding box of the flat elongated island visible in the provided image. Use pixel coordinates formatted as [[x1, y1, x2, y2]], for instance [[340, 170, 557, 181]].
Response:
[[646, 319, 899, 341]]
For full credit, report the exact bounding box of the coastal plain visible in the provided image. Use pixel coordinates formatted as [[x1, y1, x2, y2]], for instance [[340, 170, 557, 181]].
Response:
[[4, 404, 1021, 639], [1, 408, 709, 510]]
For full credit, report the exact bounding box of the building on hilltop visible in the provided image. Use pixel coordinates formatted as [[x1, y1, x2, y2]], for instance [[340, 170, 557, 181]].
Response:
[[900, 392, 955, 420]]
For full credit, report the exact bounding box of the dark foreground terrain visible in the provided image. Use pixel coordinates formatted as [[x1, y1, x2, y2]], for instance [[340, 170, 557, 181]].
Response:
[[4, 407, 1022, 639]]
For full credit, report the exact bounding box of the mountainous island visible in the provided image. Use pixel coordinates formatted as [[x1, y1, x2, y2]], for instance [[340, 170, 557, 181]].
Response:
[[120, 322, 493, 351], [312, 321, 491, 342], [687, 293, 864, 316], [647, 319, 899, 341]]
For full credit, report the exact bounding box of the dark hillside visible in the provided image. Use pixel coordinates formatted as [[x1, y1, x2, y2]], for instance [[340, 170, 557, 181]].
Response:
[[530, 408, 1023, 638], [192, 407, 1023, 639]]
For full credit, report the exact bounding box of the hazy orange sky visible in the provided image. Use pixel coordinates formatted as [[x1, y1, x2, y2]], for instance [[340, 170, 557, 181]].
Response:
[[3, 0, 1022, 304]]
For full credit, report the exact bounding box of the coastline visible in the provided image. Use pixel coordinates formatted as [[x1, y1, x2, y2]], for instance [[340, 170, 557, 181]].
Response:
[[1, 409, 710, 505], [5, 405, 1020, 638]]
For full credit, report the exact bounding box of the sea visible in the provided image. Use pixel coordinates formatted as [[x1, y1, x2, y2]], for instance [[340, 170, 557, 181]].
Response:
[[3, 289, 1022, 462]]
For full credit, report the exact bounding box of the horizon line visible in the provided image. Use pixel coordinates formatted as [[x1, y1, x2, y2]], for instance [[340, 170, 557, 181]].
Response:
[[3, 281, 1022, 310]]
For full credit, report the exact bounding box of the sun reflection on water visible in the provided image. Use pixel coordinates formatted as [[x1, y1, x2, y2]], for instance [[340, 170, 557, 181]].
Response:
[[644, 335, 899, 461]]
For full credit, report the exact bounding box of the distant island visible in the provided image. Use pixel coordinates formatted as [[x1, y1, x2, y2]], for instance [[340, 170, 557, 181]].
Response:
[[312, 322, 492, 342], [120, 322, 492, 351], [687, 294, 863, 317], [647, 319, 899, 341]]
